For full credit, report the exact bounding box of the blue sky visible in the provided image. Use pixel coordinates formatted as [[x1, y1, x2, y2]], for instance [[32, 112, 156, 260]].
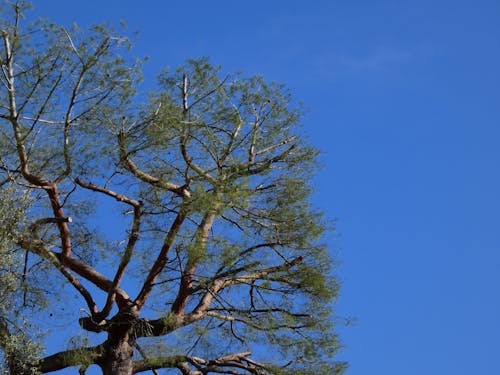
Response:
[[28, 1, 500, 374]]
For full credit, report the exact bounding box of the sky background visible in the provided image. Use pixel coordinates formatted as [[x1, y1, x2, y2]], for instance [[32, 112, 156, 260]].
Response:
[[26, 1, 500, 374]]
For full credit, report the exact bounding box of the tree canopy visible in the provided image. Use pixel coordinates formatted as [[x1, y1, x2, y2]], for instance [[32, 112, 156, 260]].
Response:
[[0, 2, 345, 374]]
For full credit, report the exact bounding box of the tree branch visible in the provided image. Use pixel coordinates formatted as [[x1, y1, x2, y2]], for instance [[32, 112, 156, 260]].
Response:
[[0, 319, 21, 375], [230, 144, 296, 179], [134, 208, 188, 308], [207, 311, 310, 331], [19, 236, 131, 309], [75, 178, 144, 320], [75, 177, 141, 207], [171, 207, 218, 315], [0, 29, 50, 187], [118, 130, 191, 198], [132, 351, 266, 374], [38, 344, 104, 373], [18, 238, 99, 316], [185, 256, 304, 322]]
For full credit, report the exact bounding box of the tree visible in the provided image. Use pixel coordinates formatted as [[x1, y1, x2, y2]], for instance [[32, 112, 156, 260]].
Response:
[[0, 2, 345, 374]]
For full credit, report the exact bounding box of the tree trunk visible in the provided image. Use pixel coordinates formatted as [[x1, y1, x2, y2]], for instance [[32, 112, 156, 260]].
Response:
[[100, 333, 134, 375]]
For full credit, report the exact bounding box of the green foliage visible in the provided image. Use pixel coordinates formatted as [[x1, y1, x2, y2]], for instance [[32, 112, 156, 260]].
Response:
[[0, 189, 43, 375], [0, 3, 344, 374], [0, 190, 23, 311], [0, 329, 42, 375]]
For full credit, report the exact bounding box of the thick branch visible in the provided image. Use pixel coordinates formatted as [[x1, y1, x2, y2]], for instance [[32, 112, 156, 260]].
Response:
[[132, 351, 265, 375], [0, 319, 20, 375], [38, 344, 105, 373], [171, 208, 217, 315], [45, 183, 73, 256], [53, 253, 132, 307], [132, 355, 188, 374], [28, 216, 72, 233], [19, 236, 131, 308], [132, 257, 305, 338]]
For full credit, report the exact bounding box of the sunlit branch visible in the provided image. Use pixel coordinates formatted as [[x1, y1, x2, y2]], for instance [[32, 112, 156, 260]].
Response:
[[171, 206, 218, 315], [185, 256, 303, 322], [52, 251, 132, 306], [180, 73, 218, 184], [255, 135, 297, 156]]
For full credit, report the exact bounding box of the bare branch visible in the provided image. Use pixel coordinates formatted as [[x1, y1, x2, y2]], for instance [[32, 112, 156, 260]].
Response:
[[118, 130, 191, 198], [45, 183, 73, 256], [28, 216, 72, 233], [255, 135, 297, 156], [52, 252, 132, 307], [134, 208, 188, 308], [75, 177, 141, 207], [75, 178, 143, 319], [231, 144, 297, 179], [61, 27, 83, 63], [180, 132, 217, 184], [207, 311, 310, 331], [179, 74, 218, 184], [100, 201, 142, 320], [18, 238, 99, 316], [209, 307, 311, 319], [0, 29, 49, 187], [185, 256, 303, 323]]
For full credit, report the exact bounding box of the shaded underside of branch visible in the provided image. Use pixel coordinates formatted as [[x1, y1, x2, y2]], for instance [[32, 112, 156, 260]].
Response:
[[132, 351, 267, 374]]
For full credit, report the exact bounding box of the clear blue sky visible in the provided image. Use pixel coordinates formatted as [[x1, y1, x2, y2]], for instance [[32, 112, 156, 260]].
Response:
[[29, 1, 500, 374]]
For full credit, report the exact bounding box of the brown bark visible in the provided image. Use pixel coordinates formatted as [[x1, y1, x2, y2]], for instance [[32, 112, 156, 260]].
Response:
[[172, 208, 218, 315], [38, 336, 135, 375], [99, 311, 137, 375], [100, 339, 134, 375], [38, 345, 104, 373]]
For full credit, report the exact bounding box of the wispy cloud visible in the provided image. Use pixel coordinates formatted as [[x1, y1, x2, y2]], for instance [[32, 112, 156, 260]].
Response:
[[292, 46, 421, 84], [337, 47, 413, 72]]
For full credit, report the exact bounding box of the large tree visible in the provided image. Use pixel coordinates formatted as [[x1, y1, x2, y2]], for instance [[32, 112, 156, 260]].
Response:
[[0, 3, 344, 374]]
